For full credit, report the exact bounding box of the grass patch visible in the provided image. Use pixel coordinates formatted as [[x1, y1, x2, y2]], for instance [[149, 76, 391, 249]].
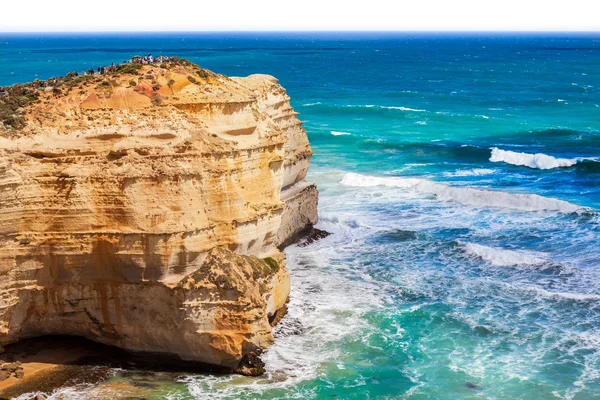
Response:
[[263, 257, 280, 272]]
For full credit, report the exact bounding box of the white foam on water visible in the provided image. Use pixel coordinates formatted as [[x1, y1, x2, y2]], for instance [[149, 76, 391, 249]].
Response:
[[522, 286, 600, 302], [330, 131, 351, 136], [14, 384, 124, 400], [381, 106, 426, 112], [182, 221, 386, 398], [460, 242, 547, 267], [302, 102, 322, 106], [443, 168, 496, 177], [340, 172, 584, 214], [490, 147, 579, 170], [344, 104, 426, 112]]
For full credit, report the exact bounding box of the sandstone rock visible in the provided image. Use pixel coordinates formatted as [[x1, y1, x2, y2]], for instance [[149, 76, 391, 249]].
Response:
[[0, 59, 318, 371], [0, 369, 10, 381]]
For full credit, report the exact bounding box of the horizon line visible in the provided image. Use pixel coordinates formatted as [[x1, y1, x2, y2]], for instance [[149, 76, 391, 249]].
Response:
[[1, 30, 599, 34]]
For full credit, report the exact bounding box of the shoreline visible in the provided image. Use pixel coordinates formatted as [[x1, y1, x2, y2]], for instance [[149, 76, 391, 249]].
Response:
[[0, 336, 121, 399]]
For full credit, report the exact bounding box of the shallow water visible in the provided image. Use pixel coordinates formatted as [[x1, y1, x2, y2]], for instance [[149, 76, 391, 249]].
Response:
[[2, 33, 600, 399]]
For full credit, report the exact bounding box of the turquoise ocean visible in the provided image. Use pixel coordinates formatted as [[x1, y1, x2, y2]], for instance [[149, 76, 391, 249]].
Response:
[[1, 33, 600, 399]]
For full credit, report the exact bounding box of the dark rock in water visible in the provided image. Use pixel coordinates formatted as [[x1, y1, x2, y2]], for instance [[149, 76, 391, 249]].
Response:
[[279, 226, 331, 249], [268, 303, 288, 327], [465, 381, 480, 389], [131, 381, 159, 389], [297, 228, 331, 248], [273, 317, 305, 338], [234, 350, 265, 377]]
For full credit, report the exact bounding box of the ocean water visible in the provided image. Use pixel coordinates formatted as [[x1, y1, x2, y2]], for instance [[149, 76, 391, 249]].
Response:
[[2, 33, 600, 399]]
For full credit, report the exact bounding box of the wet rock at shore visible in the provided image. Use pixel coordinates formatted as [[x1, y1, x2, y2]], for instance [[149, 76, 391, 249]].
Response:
[[296, 228, 331, 248], [234, 351, 266, 377]]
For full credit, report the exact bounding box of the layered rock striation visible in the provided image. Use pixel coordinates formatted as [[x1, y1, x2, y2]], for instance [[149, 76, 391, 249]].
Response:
[[0, 59, 318, 371]]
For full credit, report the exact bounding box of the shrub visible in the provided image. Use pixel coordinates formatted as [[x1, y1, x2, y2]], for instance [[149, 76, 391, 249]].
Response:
[[196, 69, 210, 79], [129, 80, 137, 86], [52, 88, 62, 96], [187, 75, 197, 84], [263, 257, 279, 272], [167, 79, 175, 87], [115, 63, 142, 75], [0, 92, 38, 129]]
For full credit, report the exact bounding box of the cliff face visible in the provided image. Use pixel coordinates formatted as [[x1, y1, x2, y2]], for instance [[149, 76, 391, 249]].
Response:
[[0, 60, 318, 370]]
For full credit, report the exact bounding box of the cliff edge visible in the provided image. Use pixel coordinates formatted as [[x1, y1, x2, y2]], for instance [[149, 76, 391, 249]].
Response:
[[0, 58, 318, 373]]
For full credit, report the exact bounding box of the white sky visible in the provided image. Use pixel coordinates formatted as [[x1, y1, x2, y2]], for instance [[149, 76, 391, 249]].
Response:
[[1, 0, 598, 32]]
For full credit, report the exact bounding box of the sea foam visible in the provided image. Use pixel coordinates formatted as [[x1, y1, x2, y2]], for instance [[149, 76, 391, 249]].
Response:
[[346, 104, 426, 112], [461, 242, 547, 267], [443, 168, 495, 177], [490, 147, 578, 169], [331, 131, 351, 136], [340, 172, 584, 213]]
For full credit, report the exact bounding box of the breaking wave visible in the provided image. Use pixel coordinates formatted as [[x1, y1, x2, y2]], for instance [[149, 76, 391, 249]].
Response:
[[443, 168, 496, 177], [490, 147, 580, 169], [331, 131, 351, 136], [460, 242, 547, 267], [340, 172, 586, 214], [345, 104, 426, 112]]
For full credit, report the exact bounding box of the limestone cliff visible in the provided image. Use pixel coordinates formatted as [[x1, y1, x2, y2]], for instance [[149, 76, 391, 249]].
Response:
[[0, 59, 318, 371]]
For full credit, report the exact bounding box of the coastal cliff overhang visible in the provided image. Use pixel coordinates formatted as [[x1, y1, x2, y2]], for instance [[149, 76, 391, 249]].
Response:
[[0, 57, 318, 375]]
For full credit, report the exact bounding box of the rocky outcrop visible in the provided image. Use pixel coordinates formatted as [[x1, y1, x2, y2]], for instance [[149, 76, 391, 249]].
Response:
[[0, 59, 318, 372]]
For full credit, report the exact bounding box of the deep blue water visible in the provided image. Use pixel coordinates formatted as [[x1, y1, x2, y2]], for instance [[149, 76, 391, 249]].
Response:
[[2, 33, 600, 399]]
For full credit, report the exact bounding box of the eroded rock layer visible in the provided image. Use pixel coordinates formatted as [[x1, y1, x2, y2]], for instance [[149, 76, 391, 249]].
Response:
[[0, 60, 317, 370]]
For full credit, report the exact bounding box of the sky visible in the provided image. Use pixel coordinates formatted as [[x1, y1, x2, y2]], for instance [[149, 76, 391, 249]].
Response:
[[1, 0, 598, 32]]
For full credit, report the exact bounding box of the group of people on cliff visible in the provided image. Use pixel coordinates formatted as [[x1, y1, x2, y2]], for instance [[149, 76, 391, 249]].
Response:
[[130, 54, 171, 65], [0, 55, 174, 95]]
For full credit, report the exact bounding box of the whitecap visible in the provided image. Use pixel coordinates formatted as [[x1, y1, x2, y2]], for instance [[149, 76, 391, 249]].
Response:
[[344, 104, 426, 112], [302, 102, 322, 106], [443, 168, 495, 177], [330, 131, 351, 136], [522, 286, 600, 302], [460, 242, 547, 267], [381, 106, 426, 112], [490, 147, 579, 170], [340, 172, 585, 214]]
